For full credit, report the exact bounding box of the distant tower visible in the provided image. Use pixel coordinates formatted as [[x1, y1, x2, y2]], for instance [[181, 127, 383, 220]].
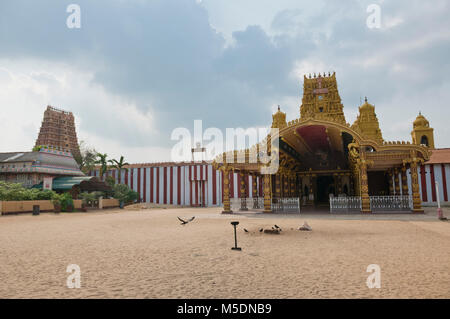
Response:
[[272, 105, 287, 129], [35, 106, 81, 159], [411, 112, 435, 149], [351, 97, 384, 144]]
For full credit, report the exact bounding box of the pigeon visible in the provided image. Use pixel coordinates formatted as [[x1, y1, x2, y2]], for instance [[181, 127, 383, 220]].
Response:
[[244, 228, 249, 233], [274, 225, 282, 231], [177, 216, 195, 225], [259, 228, 264, 233], [299, 221, 312, 231]]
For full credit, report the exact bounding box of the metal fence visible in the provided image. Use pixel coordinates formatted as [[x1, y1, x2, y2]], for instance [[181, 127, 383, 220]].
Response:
[[330, 195, 413, 212], [230, 197, 264, 212], [330, 196, 362, 213], [369, 195, 413, 211], [271, 197, 301, 213], [230, 197, 300, 213]]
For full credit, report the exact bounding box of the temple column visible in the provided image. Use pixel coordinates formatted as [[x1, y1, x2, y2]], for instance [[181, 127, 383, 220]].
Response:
[[283, 174, 289, 198], [290, 175, 295, 197], [401, 166, 409, 195], [358, 156, 373, 213], [408, 156, 424, 213], [239, 172, 248, 211], [275, 174, 281, 198], [388, 169, 394, 195], [263, 174, 272, 213], [252, 174, 259, 209], [222, 167, 232, 214], [394, 168, 400, 195]]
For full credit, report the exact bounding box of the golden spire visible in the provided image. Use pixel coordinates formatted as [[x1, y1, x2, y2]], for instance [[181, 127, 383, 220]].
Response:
[[272, 105, 287, 129], [351, 97, 384, 144]]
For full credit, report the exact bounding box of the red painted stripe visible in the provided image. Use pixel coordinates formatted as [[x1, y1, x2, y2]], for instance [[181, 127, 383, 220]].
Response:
[[442, 164, 448, 202], [189, 166, 193, 206], [150, 168, 154, 203], [221, 170, 224, 202], [203, 166, 207, 206], [137, 168, 141, 201], [420, 165, 428, 202], [143, 168, 147, 203], [177, 166, 181, 205], [230, 172, 234, 199], [430, 165, 437, 202], [194, 165, 197, 181], [131, 168, 135, 191], [156, 167, 160, 204], [163, 167, 167, 204], [170, 166, 173, 205], [125, 169, 128, 186], [212, 168, 217, 205]]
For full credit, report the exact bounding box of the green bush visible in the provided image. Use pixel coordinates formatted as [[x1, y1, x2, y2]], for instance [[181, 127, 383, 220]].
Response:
[[0, 181, 57, 201], [52, 193, 74, 212], [113, 184, 139, 204]]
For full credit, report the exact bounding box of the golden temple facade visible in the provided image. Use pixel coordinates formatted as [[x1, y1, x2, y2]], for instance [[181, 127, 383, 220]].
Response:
[[213, 72, 433, 213]]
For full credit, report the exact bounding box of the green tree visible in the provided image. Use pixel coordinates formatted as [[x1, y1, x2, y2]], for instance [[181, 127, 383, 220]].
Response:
[[76, 141, 98, 173], [95, 153, 109, 179], [108, 156, 129, 184]]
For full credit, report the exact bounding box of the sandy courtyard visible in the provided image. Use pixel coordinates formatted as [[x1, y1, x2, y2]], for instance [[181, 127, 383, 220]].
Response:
[[0, 207, 449, 299]]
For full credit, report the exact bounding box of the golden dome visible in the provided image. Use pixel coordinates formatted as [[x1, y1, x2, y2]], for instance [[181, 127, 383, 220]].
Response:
[[360, 97, 375, 111], [413, 112, 429, 129], [272, 105, 287, 129]]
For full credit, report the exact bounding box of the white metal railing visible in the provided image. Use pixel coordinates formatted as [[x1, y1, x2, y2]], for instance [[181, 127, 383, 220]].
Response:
[[230, 197, 264, 211], [271, 197, 301, 213], [330, 196, 362, 213], [370, 195, 413, 211]]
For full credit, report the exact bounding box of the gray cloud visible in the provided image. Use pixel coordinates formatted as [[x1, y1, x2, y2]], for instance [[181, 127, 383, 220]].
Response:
[[1, 0, 450, 155]]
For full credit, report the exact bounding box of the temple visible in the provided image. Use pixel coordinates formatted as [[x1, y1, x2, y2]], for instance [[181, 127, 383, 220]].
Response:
[[213, 72, 438, 213], [35, 106, 81, 160]]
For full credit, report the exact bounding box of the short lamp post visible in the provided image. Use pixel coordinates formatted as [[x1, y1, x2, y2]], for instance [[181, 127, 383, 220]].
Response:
[[231, 221, 242, 251]]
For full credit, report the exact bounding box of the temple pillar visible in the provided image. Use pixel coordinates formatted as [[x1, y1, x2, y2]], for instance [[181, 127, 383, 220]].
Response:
[[309, 175, 315, 203], [283, 174, 289, 198], [275, 174, 281, 198], [401, 166, 409, 195], [222, 168, 232, 214], [252, 174, 259, 209], [409, 160, 424, 213], [263, 174, 272, 213], [290, 175, 295, 197], [394, 168, 400, 195], [358, 155, 373, 213], [239, 172, 248, 211], [388, 169, 394, 195]]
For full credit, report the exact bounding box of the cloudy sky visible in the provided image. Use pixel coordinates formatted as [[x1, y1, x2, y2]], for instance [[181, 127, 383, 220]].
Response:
[[0, 0, 449, 162]]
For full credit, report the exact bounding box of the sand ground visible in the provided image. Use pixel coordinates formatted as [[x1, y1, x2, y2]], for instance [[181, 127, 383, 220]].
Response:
[[0, 207, 449, 299]]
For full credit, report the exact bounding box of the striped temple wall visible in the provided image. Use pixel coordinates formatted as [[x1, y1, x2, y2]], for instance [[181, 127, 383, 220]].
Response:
[[89, 163, 264, 207], [90, 163, 450, 207]]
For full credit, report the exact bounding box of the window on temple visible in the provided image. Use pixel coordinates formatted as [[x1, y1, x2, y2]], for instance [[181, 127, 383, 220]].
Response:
[[420, 135, 429, 146]]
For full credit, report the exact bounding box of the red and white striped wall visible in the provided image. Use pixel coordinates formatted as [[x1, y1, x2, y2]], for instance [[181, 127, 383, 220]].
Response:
[[391, 163, 450, 206], [90, 162, 266, 207]]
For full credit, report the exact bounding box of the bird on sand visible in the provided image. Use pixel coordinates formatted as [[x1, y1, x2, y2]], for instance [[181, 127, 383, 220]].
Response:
[[274, 225, 282, 231], [177, 216, 195, 225], [244, 228, 249, 233], [259, 228, 264, 233]]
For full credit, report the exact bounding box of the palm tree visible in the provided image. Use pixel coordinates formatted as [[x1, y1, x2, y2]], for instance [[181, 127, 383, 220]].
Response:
[[95, 153, 109, 179], [108, 156, 129, 184]]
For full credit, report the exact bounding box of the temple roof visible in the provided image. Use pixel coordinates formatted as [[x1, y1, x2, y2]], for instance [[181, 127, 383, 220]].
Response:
[[426, 148, 450, 164]]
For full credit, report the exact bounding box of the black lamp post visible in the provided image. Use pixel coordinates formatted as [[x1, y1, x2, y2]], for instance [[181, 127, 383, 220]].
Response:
[[231, 221, 242, 251]]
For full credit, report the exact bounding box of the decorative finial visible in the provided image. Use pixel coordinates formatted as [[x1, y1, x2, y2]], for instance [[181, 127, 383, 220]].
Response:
[[365, 96, 368, 103], [278, 105, 281, 111]]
